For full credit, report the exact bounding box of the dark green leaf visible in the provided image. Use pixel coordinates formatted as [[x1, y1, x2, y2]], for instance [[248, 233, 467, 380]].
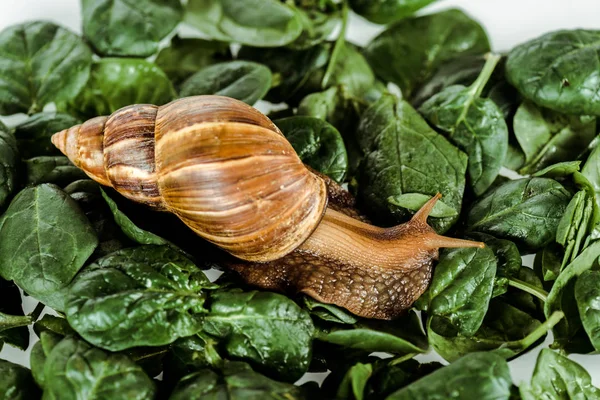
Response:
[[0, 279, 29, 351], [533, 161, 582, 179], [420, 55, 508, 195], [275, 116, 348, 182], [327, 43, 375, 98], [575, 270, 600, 351], [24, 156, 87, 186], [520, 349, 600, 399], [290, 3, 341, 50], [506, 29, 600, 116], [0, 125, 18, 209], [155, 36, 231, 86], [427, 246, 497, 335], [184, 0, 302, 47], [0, 184, 98, 311], [387, 193, 458, 218], [163, 334, 223, 388], [356, 94, 467, 232], [349, 0, 438, 24], [535, 242, 563, 282], [302, 296, 358, 325], [82, 0, 182, 57], [180, 61, 272, 105], [0, 21, 92, 114], [582, 144, 600, 231], [70, 58, 175, 118], [467, 177, 571, 251], [169, 361, 303, 400], [43, 336, 156, 400], [367, 358, 443, 399], [0, 359, 40, 400], [364, 9, 489, 98], [29, 341, 46, 388], [66, 245, 210, 351], [386, 352, 512, 400], [336, 362, 372, 400], [14, 112, 79, 158], [514, 101, 596, 175], [203, 289, 314, 382], [33, 315, 75, 338]]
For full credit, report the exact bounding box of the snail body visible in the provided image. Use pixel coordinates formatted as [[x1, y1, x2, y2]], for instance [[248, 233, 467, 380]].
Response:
[[53, 95, 483, 319]]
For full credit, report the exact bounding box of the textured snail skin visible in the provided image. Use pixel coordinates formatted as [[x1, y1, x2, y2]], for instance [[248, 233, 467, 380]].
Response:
[[52, 95, 483, 319]]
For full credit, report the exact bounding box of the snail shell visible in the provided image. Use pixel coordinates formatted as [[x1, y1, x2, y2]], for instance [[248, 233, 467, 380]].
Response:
[[52, 96, 327, 262]]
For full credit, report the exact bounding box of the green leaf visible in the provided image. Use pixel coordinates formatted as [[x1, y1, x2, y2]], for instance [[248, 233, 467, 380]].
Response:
[[66, 245, 210, 351], [582, 144, 600, 230], [302, 296, 358, 325], [326, 43, 375, 98], [169, 361, 303, 400], [100, 188, 169, 246], [0, 359, 40, 400], [180, 61, 272, 105], [0, 21, 92, 115], [275, 116, 348, 182], [336, 362, 372, 400], [514, 101, 596, 175], [70, 58, 176, 118], [0, 279, 30, 351], [575, 270, 600, 351], [155, 36, 231, 86], [33, 315, 75, 338], [0, 184, 98, 311], [24, 156, 87, 186], [356, 94, 467, 233], [467, 177, 571, 251], [545, 240, 600, 352], [419, 54, 509, 195], [316, 310, 428, 355], [520, 349, 600, 399], [386, 352, 512, 400], [184, 0, 303, 47], [43, 336, 156, 400], [428, 246, 497, 335], [0, 313, 31, 334], [388, 193, 457, 218], [535, 242, 563, 282], [364, 9, 489, 98], [203, 290, 314, 382], [163, 334, 223, 388], [290, 3, 341, 50], [506, 29, 600, 116], [533, 161, 582, 179], [14, 112, 79, 158], [0, 126, 18, 209], [349, 0, 438, 24], [367, 358, 443, 399], [81, 0, 182, 57]]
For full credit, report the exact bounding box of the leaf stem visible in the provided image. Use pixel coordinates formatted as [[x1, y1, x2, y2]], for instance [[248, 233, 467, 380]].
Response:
[[321, 0, 348, 89], [468, 53, 502, 98], [513, 311, 564, 350], [508, 278, 549, 302], [388, 353, 417, 366]]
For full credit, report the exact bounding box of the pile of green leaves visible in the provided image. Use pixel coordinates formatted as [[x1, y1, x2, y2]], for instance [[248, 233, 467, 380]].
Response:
[[1, 0, 600, 398]]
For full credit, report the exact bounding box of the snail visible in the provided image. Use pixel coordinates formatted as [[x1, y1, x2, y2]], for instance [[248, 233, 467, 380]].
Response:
[[52, 95, 484, 319]]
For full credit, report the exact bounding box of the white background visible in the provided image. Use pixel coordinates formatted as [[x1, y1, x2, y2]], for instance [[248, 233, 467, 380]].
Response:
[[1, 0, 600, 388]]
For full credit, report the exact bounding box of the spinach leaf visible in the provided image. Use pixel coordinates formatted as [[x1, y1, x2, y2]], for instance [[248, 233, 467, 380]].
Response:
[[506, 29, 600, 116], [575, 270, 600, 351], [70, 58, 176, 118], [467, 177, 571, 251], [364, 9, 489, 98], [290, 2, 341, 50], [169, 361, 303, 400], [520, 349, 600, 399], [184, 0, 302, 47], [386, 352, 512, 400], [356, 94, 467, 233], [365, 358, 443, 399], [163, 334, 223, 388], [420, 54, 508, 195], [0, 21, 92, 115], [582, 144, 600, 232], [535, 243, 563, 282], [349, 0, 438, 24], [0, 125, 18, 209], [66, 245, 210, 351], [203, 289, 314, 382], [514, 101, 596, 175], [275, 116, 348, 182], [556, 190, 594, 267], [427, 246, 497, 335], [0, 359, 40, 400], [315, 310, 428, 355], [14, 112, 79, 158], [43, 336, 156, 400], [155, 36, 231, 86], [0, 279, 30, 350], [0, 184, 98, 311], [180, 61, 272, 105], [387, 193, 458, 218], [24, 156, 87, 186], [303, 297, 358, 325], [100, 188, 169, 247], [29, 331, 63, 389], [326, 43, 376, 98], [533, 161, 582, 179], [33, 315, 75, 338], [81, 0, 183, 57], [336, 362, 372, 400], [545, 240, 600, 352]]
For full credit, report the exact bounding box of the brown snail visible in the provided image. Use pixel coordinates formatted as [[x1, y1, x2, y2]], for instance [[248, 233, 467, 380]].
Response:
[[52, 95, 483, 319]]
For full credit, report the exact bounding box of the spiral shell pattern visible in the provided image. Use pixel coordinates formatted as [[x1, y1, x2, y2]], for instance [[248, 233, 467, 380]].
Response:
[[52, 96, 327, 262]]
